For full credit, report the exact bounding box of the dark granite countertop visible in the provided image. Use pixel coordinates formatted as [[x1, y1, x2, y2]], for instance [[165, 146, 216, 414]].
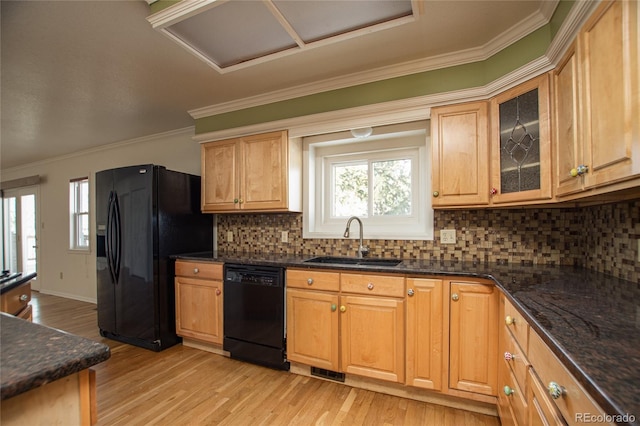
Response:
[[174, 251, 639, 423], [0, 313, 111, 400], [0, 272, 37, 295]]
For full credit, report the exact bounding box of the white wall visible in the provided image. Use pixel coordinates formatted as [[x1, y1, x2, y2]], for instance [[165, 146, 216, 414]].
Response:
[[1, 127, 208, 303]]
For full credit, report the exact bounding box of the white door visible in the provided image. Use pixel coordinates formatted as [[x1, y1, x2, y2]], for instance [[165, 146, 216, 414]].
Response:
[[2, 186, 40, 291]]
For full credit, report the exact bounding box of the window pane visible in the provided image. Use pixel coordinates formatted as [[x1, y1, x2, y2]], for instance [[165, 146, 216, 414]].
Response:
[[333, 163, 368, 217], [79, 180, 89, 213], [78, 213, 90, 248], [373, 159, 412, 216]]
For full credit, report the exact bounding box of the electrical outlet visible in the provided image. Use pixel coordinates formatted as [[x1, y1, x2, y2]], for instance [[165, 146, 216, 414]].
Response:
[[440, 229, 456, 244], [281, 231, 289, 243], [227, 231, 234, 243]]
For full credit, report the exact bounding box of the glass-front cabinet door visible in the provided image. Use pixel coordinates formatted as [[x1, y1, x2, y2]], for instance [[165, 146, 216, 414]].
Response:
[[490, 74, 552, 204]]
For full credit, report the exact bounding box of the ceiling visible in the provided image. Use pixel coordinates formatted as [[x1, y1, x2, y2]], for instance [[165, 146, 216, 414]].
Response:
[[1, 0, 555, 170]]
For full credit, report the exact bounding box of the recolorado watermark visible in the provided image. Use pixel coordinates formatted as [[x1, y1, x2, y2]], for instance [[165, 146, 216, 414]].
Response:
[[575, 413, 636, 423]]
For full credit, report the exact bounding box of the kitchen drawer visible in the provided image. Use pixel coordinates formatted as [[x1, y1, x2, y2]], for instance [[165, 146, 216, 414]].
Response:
[[499, 358, 528, 426], [529, 330, 610, 425], [502, 323, 530, 395], [1, 282, 31, 316], [287, 269, 340, 291], [15, 304, 33, 321], [175, 261, 223, 280], [340, 273, 405, 297], [502, 296, 529, 354], [529, 368, 566, 426]]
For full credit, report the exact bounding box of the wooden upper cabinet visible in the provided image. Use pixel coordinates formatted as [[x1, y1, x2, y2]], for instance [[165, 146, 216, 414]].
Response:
[[490, 74, 552, 204], [431, 101, 490, 207], [201, 130, 302, 213], [579, 0, 640, 189]]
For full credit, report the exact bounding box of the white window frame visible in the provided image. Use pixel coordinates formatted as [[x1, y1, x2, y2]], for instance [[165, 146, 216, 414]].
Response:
[[304, 122, 434, 240], [69, 177, 90, 251]]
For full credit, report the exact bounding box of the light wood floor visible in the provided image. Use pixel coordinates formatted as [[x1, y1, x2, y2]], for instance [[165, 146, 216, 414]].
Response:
[[31, 291, 501, 426]]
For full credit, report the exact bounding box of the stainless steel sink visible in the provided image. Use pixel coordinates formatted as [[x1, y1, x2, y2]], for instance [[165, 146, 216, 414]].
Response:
[[303, 256, 402, 267]]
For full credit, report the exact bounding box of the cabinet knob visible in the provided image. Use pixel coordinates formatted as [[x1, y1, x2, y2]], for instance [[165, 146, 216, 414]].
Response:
[[503, 385, 515, 396], [215, 289, 221, 296], [570, 165, 589, 177], [193, 268, 199, 274], [505, 315, 516, 326], [407, 289, 415, 297], [548, 382, 565, 399], [239, 199, 244, 204], [307, 278, 314, 285], [331, 304, 337, 312], [504, 351, 514, 361], [451, 293, 459, 301], [490, 187, 498, 196], [340, 305, 346, 313], [19, 294, 29, 302], [367, 282, 374, 290], [433, 191, 439, 197], [234, 199, 239, 204]]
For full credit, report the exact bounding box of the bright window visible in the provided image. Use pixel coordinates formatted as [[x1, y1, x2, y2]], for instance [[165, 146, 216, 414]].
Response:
[[69, 177, 89, 251], [304, 121, 433, 240]]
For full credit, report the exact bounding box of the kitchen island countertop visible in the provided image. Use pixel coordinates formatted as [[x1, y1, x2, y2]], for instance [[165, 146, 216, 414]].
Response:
[[174, 251, 640, 424], [0, 313, 111, 400]]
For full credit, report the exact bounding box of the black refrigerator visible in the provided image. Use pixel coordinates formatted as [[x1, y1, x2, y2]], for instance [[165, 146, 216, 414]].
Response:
[[96, 164, 213, 351]]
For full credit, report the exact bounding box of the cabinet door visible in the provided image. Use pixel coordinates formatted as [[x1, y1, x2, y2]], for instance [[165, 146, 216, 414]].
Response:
[[580, 0, 640, 188], [490, 74, 552, 204], [431, 101, 490, 206], [406, 278, 443, 390], [241, 131, 288, 210], [286, 289, 339, 371], [340, 295, 405, 383], [175, 277, 223, 344], [201, 139, 240, 212], [554, 44, 585, 197], [449, 281, 498, 396]]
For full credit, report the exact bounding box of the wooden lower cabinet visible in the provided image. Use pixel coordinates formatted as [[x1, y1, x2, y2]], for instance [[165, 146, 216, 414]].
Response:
[[449, 280, 499, 396], [340, 294, 405, 383], [174, 261, 223, 345], [405, 277, 444, 391], [286, 288, 339, 370]]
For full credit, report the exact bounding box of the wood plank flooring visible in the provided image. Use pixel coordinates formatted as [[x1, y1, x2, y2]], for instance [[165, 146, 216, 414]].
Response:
[[30, 291, 501, 426]]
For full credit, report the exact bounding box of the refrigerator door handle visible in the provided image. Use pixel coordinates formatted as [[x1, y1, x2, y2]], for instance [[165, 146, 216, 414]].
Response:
[[106, 191, 117, 284], [112, 191, 122, 284]]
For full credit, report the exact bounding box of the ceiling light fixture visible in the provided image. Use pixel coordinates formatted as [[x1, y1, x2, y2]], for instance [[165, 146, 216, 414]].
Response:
[[351, 127, 373, 138]]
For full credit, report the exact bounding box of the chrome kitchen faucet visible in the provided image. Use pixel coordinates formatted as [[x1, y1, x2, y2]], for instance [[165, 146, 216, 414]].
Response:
[[344, 216, 369, 258]]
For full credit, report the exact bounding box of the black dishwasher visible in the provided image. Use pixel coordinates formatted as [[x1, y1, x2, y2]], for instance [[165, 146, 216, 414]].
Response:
[[223, 264, 289, 371]]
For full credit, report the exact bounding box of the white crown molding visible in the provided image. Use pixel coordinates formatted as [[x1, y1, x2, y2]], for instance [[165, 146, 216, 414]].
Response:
[[147, 0, 227, 29], [189, 3, 553, 119], [545, 0, 600, 65]]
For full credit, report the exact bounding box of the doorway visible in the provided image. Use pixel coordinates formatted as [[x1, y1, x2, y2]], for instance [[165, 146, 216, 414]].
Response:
[[2, 186, 40, 291]]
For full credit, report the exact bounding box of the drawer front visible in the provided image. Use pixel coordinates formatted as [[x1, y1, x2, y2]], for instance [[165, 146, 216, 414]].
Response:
[[287, 269, 340, 291], [502, 325, 530, 395], [502, 296, 529, 354], [529, 331, 609, 425], [175, 261, 223, 280], [528, 368, 566, 426], [341, 273, 405, 297], [499, 359, 528, 426], [1, 282, 31, 316]]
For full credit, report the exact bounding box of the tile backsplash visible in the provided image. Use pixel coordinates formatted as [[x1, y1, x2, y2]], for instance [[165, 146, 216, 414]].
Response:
[[216, 199, 639, 282]]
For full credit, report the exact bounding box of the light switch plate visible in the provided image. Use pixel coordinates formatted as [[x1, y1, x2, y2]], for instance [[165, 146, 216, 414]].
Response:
[[281, 231, 289, 243], [441, 229, 456, 244], [227, 231, 234, 242]]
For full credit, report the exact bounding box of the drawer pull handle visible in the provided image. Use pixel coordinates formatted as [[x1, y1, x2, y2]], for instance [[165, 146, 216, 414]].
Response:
[[503, 385, 515, 396], [19, 294, 29, 302], [340, 305, 346, 313], [367, 283, 374, 290], [451, 293, 459, 301], [215, 289, 221, 296], [548, 382, 565, 399], [331, 304, 337, 312], [193, 268, 199, 274], [407, 289, 415, 297], [504, 351, 515, 361], [505, 315, 516, 326], [307, 278, 314, 285]]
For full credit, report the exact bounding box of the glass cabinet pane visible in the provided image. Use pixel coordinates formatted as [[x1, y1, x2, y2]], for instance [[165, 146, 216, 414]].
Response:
[[498, 88, 541, 193]]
